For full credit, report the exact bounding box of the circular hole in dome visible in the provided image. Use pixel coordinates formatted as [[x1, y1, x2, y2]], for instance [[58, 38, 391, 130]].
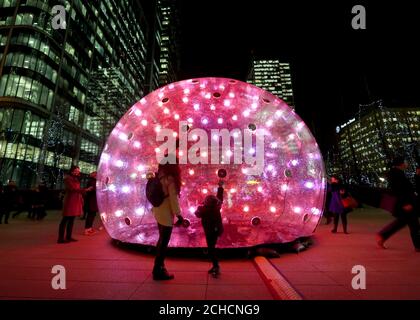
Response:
[[127, 133, 133, 140], [303, 214, 310, 223], [213, 92, 221, 98], [217, 168, 227, 178], [248, 123, 257, 131], [284, 169, 292, 178], [182, 219, 191, 228], [262, 98, 271, 104], [191, 79, 199, 84], [125, 217, 131, 226], [162, 97, 169, 104], [228, 80, 237, 84], [105, 177, 110, 185], [251, 216, 261, 226]]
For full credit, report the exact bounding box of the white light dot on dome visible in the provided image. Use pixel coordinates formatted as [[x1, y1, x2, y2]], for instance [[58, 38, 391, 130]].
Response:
[[243, 206, 250, 212], [101, 153, 110, 161], [115, 210, 123, 217], [218, 118, 223, 124], [121, 186, 130, 193], [193, 103, 200, 110], [135, 207, 145, 216], [291, 159, 299, 166], [158, 101, 163, 107], [275, 110, 283, 117], [178, 150, 184, 156], [155, 126, 161, 133], [270, 206, 276, 213], [187, 118, 194, 123], [226, 150, 233, 157], [118, 133, 128, 141], [288, 134, 295, 140], [266, 119, 273, 127], [267, 164, 274, 171], [202, 189, 208, 194], [192, 134, 198, 141], [219, 84, 225, 90], [304, 181, 315, 189], [155, 147, 161, 153], [281, 184, 288, 191], [182, 97, 189, 103], [224, 100, 231, 107], [293, 207, 302, 214], [163, 108, 170, 114], [311, 208, 321, 215], [140, 98, 146, 104], [97, 77, 326, 248]]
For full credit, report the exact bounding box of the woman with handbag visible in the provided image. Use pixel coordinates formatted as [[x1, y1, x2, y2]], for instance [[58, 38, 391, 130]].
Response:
[[329, 176, 353, 234]]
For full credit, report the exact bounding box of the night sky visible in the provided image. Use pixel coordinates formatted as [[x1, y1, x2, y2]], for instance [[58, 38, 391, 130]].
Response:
[[176, 1, 419, 152]]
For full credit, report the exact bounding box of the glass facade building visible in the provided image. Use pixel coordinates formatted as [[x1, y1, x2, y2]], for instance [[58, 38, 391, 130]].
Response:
[[0, 0, 158, 188], [335, 103, 420, 186], [247, 59, 294, 109]]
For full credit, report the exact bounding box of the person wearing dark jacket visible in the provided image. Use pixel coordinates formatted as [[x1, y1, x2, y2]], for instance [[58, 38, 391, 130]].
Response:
[[84, 172, 99, 235], [415, 165, 420, 215], [329, 176, 351, 234], [195, 181, 224, 276], [376, 157, 420, 251]]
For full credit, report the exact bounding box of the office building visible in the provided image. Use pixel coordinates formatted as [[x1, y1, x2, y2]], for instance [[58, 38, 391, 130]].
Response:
[[0, 0, 154, 188]]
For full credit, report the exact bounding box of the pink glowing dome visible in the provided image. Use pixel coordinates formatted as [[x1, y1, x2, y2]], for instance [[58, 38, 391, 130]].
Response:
[[97, 78, 326, 248]]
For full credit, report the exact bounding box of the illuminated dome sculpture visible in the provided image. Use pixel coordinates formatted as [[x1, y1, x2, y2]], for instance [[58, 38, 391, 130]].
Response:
[[97, 78, 326, 248]]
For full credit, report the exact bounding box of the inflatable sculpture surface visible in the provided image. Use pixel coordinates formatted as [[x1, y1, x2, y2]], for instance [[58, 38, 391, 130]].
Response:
[[97, 78, 326, 248]]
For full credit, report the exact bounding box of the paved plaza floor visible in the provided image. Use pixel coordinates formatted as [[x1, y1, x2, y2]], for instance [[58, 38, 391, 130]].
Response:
[[1, 206, 419, 300]]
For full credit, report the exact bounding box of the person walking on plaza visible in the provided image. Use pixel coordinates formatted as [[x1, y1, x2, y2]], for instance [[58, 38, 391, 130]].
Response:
[[148, 157, 183, 281], [376, 157, 420, 251], [415, 165, 420, 215], [84, 171, 99, 235], [57, 165, 92, 243], [329, 176, 351, 234], [0, 185, 7, 224], [195, 180, 225, 277]]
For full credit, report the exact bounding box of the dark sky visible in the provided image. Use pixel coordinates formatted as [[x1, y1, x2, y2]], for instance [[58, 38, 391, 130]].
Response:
[[176, 1, 420, 152]]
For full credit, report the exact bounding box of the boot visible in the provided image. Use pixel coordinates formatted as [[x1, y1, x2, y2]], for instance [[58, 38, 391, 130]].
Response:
[[208, 265, 220, 276], [153, 266, 174, 280]]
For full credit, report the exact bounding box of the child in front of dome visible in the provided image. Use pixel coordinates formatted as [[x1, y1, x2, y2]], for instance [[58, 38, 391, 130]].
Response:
[[195, 181, 225, 277]]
